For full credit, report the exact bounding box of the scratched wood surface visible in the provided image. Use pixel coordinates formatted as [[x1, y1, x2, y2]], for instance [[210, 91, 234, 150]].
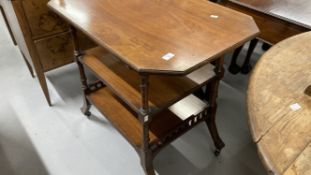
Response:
[[48, 0, 259, 74], [283, 144, 311, 175], [247, 32, 311, 175]]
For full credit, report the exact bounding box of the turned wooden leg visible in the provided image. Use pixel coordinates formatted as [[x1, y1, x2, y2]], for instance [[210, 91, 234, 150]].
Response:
[[139, 74, 155, 175], [81, 96, 91, 117], [240, 39, 258, 74], [0, 5, 17, 45], [206, 58, 225, 156], [228, 45, 243, 74], [71, 26, 92, 117], [78, 73, 92, 117], [78, 59, 92, 118]]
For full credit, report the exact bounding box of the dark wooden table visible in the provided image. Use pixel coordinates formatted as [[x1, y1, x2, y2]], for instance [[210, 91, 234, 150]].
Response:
[[248, 32, 311, 175], [48, 0, 259, 174], [221, 0, 311, 74]]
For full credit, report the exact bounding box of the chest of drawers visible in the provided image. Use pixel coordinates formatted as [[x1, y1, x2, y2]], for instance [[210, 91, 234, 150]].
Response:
[[1, 0, 94, 105]]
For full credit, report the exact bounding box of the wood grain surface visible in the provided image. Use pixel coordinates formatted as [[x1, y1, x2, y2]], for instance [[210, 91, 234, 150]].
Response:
[[247, 32, 311, 175], [221, 0, 309, 44], [227, 0, 311, 29], [283, 144, 311, 175], [82, 47, 215, 115], [48, 0, 259, 74], [22, 0, 68, 38]]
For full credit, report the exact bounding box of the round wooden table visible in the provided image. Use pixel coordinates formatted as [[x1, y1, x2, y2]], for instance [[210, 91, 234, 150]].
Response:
[[248, 32, 311, 175]]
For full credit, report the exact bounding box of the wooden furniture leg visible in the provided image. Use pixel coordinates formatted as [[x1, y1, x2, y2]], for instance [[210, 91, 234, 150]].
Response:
[[36, 66, 51, 106], [206, 57, 225, 156], [8, 0, 53, 105], [71, 26, 92, 117], [0, 5, 17, 45], [1, 4, 35, 78], [77, 59, 92, 117], [20, 51, 35, 78], [240, 38, 258, 74], [228, 45, 243, 74], [139, 74, 155, 175], [141, 157, 155, 175], [262, 43, 271, 51]]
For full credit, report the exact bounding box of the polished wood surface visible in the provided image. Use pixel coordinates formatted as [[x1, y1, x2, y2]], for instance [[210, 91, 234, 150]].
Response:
[[229, 0, 311, 29], [89, 87, 206, 149], [80, 47, 225, 174], [49, 0, 259, 173], [248, 32, 311, 175], [220, 0, 310, 75], [22, 0, 68, 38], [48, 0, 259, 74], [83, 47, 215, 115], [222, 0, 309, 45], [88, 87, 158, 147]]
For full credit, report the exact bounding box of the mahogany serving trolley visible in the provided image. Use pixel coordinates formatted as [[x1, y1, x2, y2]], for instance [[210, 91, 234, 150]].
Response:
[[48, 0, 259, 174]]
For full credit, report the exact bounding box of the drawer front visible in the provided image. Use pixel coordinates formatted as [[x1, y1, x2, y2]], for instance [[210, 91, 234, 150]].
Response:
[[35, 32, 74, 71], [35, 31, 96, 72], [22, 0, 68, 37]]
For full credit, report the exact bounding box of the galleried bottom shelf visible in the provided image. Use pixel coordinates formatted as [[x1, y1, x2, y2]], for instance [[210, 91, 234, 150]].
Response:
[[87, 86, 211, 153]]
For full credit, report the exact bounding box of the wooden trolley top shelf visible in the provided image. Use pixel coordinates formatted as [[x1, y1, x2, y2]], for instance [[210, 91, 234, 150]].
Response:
[[48, 0, 259, 74]]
